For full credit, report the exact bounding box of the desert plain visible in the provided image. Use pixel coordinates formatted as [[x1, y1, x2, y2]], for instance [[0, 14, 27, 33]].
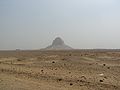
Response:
[[0, 50, 120, 90]]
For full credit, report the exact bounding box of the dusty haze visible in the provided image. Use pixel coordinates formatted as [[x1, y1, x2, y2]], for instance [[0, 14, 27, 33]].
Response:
[[0, 0, 120, 50]]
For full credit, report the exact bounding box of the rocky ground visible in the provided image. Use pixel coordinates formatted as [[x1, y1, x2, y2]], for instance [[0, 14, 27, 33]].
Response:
[[0, 50, 120, 90]]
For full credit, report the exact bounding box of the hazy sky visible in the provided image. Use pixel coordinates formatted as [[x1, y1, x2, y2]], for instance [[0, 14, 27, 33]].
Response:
[[0, 0, 120, 50]]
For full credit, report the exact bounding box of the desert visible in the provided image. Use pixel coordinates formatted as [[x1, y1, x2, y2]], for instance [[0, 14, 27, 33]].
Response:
[[1, 0, 120, 90], [0, 50, 120, 90]]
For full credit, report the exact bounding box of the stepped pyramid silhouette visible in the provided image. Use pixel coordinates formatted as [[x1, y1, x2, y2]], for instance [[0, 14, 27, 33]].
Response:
[[44, 37, 73, 50]]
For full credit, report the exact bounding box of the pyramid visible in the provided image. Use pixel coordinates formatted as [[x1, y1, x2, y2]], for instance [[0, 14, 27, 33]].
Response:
[[44, 37, 73, 50]]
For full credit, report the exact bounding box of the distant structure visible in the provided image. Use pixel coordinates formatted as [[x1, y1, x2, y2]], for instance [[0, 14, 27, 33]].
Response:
[[44, 37, 73, 50], [15, 49, 21, 51]]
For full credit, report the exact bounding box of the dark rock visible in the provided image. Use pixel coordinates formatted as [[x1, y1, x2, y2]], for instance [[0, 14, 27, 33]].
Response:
[[100, 80, 103, 82], [52, 61, 55, 63], [103, 64, 106, 66], [55, 68, 57, 70], [69, 72, 71, 74], [58, 78, 62, 81], [70, 83, 73, 86], [69, 54, 72, 56]]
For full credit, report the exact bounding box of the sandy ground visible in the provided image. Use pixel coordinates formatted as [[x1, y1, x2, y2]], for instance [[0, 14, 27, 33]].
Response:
[[0, 50, 120, 90]]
